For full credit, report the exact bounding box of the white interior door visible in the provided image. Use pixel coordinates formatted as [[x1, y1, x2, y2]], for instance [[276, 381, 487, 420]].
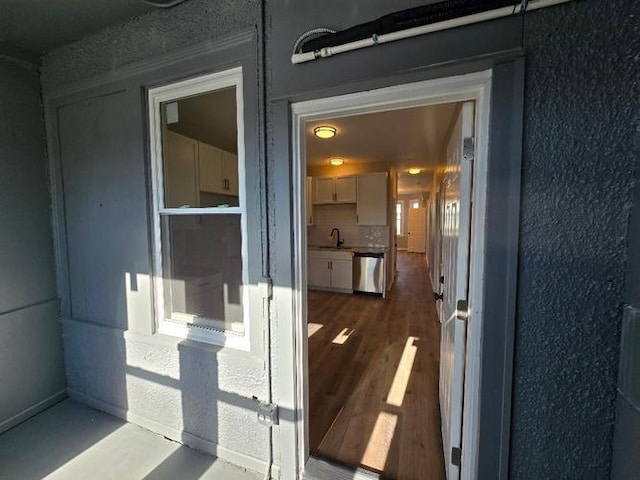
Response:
[[439, 101, 474, 480], [407, 206, 426, 253]]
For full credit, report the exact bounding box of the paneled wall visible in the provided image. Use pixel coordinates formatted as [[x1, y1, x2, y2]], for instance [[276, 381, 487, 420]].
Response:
[[0, 50, 66, 433], [41, 1, 270, 474]]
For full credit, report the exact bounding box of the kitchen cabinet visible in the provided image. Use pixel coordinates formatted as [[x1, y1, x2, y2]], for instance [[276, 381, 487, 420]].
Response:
[[307, 249, 353, 292], [198, 141, 238, 196], [313, 175, 357, 204], [357, 172, 388, 226], [306, 177, 314, 225], [164, 131, 200, 208]]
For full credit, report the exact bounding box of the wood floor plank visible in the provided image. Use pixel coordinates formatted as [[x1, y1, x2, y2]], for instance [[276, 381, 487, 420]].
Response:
[[308, 252, 445, 480]]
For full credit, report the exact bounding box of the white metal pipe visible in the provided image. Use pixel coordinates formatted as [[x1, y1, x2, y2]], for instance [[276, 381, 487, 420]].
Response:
[[291, 0, 574, 64]]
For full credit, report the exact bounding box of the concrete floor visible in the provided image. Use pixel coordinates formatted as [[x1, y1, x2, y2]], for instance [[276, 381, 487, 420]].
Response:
[[0, 400, 262, 480]]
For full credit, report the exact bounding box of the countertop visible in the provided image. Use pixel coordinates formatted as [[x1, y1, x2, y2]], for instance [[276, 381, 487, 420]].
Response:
[[308, 245, 389, 254]]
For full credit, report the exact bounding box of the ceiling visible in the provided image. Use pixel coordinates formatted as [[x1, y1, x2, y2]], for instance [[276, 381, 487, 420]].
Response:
[[306, 102, 458, 195], [166, 87, 238, 154], [0, 0, 156, 53]]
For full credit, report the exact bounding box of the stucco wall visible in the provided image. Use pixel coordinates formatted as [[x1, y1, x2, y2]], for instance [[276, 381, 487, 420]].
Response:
[[42, 0, 260, 92], [0, 52, 66, 433], [510, 2, 638, 477], [41, 0, 270, 474], [612, 114, 640, 478], [265, 0, 637, 477]]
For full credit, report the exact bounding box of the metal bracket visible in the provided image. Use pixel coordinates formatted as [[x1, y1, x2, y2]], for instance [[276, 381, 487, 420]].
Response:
[[254, 398, 279, 427], [260, 278, 273, 319], [456, 299, 469, 321], [260, 277, 273, 300], [463, 137, 475, 162], [451, 446, 462, 467]]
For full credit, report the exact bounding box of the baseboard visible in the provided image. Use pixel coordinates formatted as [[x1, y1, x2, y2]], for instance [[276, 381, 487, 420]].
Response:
[[67, 388, 268, 476], [0, 389, 67, 435]]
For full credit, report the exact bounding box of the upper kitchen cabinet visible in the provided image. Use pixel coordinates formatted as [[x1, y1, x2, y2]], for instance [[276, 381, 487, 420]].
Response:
[[198, 142, 239, 197], [163, 130, 200, 208], [357, 172, 388, 226], [313, 175, 357, 204]]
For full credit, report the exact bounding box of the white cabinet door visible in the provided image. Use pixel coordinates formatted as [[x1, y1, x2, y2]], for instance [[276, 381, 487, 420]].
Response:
[[222, 151, 239, 196], [335, 176, 357, 203], [312, 176, 357, 204], [306, 177, 314, 225], [330, 258, 353, 290], [313, 177, 335, 204], [164, 130, 199, 207], [357, 172, 388, 225], [198, 142, 224, 194], [308, 257, 330, 288]]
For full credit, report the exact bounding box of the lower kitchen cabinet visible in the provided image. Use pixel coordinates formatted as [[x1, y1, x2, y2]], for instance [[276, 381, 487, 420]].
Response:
[[307, 250, 353, 292], [329, 258, 353, 290]]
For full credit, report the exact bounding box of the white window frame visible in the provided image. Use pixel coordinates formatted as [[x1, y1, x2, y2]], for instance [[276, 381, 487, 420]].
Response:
[[396, 201, 404, 236], [147, 67, 250, 350]]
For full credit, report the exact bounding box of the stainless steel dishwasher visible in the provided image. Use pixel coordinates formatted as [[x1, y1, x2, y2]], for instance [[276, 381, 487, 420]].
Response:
[[352, 252, 385, 296]]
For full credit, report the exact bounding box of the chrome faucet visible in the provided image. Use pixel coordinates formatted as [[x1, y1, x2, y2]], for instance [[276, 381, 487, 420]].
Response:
[[329, 228, 344, 248]]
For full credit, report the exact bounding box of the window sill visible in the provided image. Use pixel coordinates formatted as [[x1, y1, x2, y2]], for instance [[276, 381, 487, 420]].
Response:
[[157, 319, 250, 351]]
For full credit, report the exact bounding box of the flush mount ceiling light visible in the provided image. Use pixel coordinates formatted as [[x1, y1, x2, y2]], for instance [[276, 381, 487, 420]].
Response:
[[408, 168, 421, 175], [313, 125, 337, 139], [329, 158, 344, 166]]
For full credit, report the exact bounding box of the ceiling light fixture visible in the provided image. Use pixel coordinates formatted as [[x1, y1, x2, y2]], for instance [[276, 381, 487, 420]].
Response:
[[408, 168, 421, 175], [329, 158, 344, 166], [313, 126, 337, 139]]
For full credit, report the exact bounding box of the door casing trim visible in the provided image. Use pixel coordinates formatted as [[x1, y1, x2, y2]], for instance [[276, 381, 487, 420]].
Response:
[[288, 69, 492, 479]]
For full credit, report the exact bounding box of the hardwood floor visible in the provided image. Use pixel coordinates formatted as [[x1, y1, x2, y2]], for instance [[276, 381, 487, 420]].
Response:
[[308, 251, 445, 480]]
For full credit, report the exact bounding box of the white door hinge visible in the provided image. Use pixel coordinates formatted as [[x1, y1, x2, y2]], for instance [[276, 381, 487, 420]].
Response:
[[456, 299, 469, 321], [463, 137, 474, 162]]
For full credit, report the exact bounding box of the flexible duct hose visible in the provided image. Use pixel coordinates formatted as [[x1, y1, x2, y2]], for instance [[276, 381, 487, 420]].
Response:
[[143, 0, 187, 8], [292, 27, 337, 54]]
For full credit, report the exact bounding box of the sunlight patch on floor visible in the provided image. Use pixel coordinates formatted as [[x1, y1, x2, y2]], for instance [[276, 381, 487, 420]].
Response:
[[360, 412, 398, 472], [386, 336, 419, 407], [308, 323, 324, 337], [332, 328, 355, 345]]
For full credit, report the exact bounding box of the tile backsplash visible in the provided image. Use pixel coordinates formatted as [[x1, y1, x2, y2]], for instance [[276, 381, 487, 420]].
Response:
[[308, 204, 390, 248]]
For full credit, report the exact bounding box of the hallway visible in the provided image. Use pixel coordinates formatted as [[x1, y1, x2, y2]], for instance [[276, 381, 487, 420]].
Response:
[[308, 251, 445, 479]]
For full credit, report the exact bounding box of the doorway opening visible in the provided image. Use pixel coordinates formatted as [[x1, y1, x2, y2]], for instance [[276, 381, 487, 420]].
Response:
[[291, 71, 492, 480]]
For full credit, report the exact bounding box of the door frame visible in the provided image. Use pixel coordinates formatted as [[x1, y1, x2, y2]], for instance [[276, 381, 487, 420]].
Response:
[[287, 69, 492, 479]]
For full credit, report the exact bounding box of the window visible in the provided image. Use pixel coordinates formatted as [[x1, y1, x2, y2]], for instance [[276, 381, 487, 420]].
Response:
[[148, 68, 251, 349], [411, 199, 421, 209], [396, 202, 404, 235]]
